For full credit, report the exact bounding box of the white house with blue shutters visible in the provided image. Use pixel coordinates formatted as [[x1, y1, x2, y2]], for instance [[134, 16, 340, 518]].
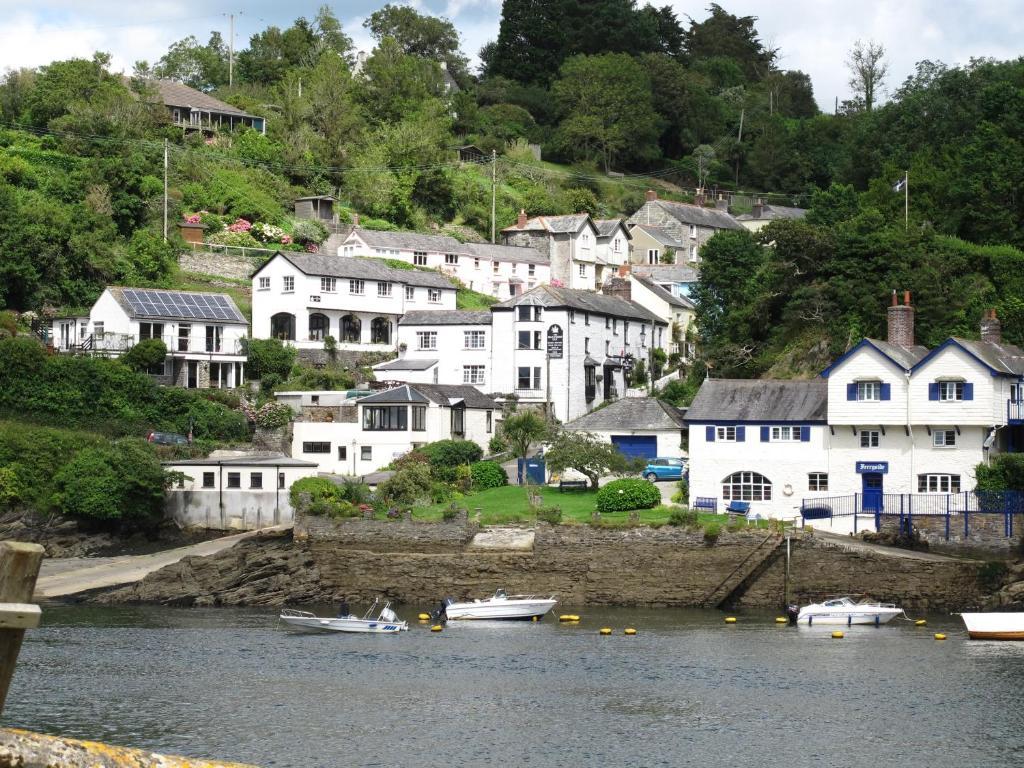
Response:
[[684, 299, 1024, 521]]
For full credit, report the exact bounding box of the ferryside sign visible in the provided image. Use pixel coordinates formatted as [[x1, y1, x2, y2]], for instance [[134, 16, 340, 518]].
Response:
[[856, 461, 889, 474]]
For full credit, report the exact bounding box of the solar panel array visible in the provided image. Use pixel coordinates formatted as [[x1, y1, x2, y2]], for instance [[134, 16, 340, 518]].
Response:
[[121, 289, 244, 323]]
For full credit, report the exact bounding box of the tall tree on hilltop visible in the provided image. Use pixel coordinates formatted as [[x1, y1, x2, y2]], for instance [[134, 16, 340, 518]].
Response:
[[364, 4, 467, 82], [488, 0, 570, 85], [847, 40, 888, 112], [153, 33, 229, 90], [681, 3, 777, 82]]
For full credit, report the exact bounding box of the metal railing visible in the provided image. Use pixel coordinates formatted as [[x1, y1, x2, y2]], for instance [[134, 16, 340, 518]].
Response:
[[1009, 399, 1024, 423], [54, 333, 244, 356], [186, 242, 281, 260]]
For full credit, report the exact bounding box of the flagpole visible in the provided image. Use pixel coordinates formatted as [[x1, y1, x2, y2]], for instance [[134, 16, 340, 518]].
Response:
[[904, 170, 908, 231]]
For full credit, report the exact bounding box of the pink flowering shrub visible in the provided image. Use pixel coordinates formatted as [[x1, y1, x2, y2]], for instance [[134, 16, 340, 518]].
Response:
[[550, 278, 565, 288], [305, 242, 319, 253], [184, 214, 202, 224], [240, 397, 292, 429], [227, 218, 253, 233], [281, 235, 292, 244]]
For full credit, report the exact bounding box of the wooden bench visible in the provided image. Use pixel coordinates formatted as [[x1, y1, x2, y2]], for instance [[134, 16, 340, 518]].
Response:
[[558, 479, 589, 492]]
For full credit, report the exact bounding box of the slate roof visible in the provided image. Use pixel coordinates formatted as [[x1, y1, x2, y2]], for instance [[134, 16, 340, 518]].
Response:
[[685, 379, 829, 423], [149, 80, 256, 118], [594, 219, 630, 239], [373, 358, 439, 371], [107, 286, 246, 324], [165, 454, 317, 467], [350, 229, 463, 253], [358, 385, 431, 404], [865, 339, 930, 370], [631, 264, 700, 284], [501, 213, 593, 234], [493, 285, 665, 325], [565, 397, 687, 432], [255, 252, 454, 289], [650, 200, 744, 231], [633, 274, 694, 309], [736, 204, 808, 222], [462, 242, 548, 265], [359, 384, 497, 409], [629, 223, 684, 247], [398, 310, 492, 326], [931, 338, 1024, 376]]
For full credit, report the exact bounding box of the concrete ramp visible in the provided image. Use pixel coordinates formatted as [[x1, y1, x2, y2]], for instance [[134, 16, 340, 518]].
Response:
[[467, 527, 535, 552]]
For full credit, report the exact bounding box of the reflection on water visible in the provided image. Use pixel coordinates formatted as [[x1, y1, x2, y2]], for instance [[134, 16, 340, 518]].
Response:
[[7, 604, 1024, 767]]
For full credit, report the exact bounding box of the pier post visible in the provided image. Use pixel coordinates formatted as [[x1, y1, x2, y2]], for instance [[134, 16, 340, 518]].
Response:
[[0, 541, 44, 715]]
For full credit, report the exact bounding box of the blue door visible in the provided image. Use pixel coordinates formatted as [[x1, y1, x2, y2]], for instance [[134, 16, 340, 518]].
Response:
[[517, 458, 546, 485], [862, 473, 883, 513], [611, 435, 658, 460]]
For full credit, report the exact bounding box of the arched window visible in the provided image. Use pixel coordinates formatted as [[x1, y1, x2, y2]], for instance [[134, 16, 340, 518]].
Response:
[[308, 313, 329, 341], [270, 312, 295, 341], [722, 471, 772, 502], [341, 314, 361, 343], [371, 317, 391, 345]]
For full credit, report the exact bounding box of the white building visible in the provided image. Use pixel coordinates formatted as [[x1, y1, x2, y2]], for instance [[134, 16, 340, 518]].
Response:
[[501, 212, 602, 290], [602, 272, 695, 359], [340, 228, 550, 299], [251, 252, 456, 351], [163, 453, 319, 530], [292, 383, 499, 476], [374, 310, 493, 387], [593, 219, 631, 285], [50, 286, 247, 388], [685, 299, 1024, 520], [563, 397, 687, 460]]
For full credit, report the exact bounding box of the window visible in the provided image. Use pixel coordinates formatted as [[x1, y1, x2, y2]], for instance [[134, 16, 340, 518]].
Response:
[[250, 472, 263, 489], [445, 254, 459, 265], [605, 340, 610, 355], [605, 316, 610, 329], [258, 277, 270, 290], [808, 473, 828, 491], [428, 288, 441, 303], [271, 313, 295, 341], [613, 238, 621, 253], [518, 306, 531, 322], [689, 225, 697, 239], [584, 312, 590, 326], [918, 474, 961, 493], [464, 330, 486, 349], [311, 395, 320, 404], [722, 471, 772, 501], [581, 233, 590, 247], [320, 277, 337, 293], [139, 322, 163, 340], [202, 472, 215, 488], [578, 263, 587, 278], [303, 442, 331, 453], [414, 252, 427, 266], [857, 381, 881, 401], [177, 324, 191, 352], [378, 282, 392, 298], [412, 406, 426, 431], [938, 381, 964, 401], [647, 249, 660, 265], [363, 405, 408, 431], [860, 430, 880, 448], [361, 446, 372, 461], [518, 366, 541, 389], [405, 285, 415, 301], [474, 258, 480, 269], [612, 319, 619, 335], [518, 330, 541, 350], [337, 446, 347, 460], [278, 472, 286, 489], [309, 313, 329, 341], [933, 429, 956, 447], [370, 317, 391, 344], [349, 279, 365, 295], [624, 321, 629, 343], [417, 331, 437, 350], [584, 337, 590, 353], [486, 410, 493, 434], [341, 315, 361, 343], [493, 261, 500, 273], [227, 472, 241, 489], [689, 245, 698, 262], [569, 310, 576, 324], [282, 275, 294, 292], [716, 426, 737, 442], [464, 365, 486, 385], [529, 264, 535, 277], [342, 246, 354, 257], [771, 426, 802, 442], [451, 405, 465, 436], [205, 325, 223, 352]]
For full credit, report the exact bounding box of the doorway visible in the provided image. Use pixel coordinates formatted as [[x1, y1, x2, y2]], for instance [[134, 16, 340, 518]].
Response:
[[862, 473, 884, 513]]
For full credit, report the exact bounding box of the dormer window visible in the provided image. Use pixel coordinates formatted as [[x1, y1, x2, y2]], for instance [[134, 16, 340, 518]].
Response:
[[939, 381, 964, 401], [858, 381, 881, 401]]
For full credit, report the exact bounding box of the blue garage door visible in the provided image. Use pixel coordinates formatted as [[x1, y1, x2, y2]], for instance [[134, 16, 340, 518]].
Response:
[[611, 435, 658, 460]]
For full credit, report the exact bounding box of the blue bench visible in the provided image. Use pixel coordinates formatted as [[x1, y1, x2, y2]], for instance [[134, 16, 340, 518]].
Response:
[[801, 504, 833, 521], [693, 497, 718, 513], [726, 501, 751, 515]]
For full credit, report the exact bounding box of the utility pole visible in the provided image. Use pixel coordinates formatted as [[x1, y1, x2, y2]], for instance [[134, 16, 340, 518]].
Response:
[[490, 149, 497, 244], [162, 138, 168, 243], [735, 108, 744, 186], [226, 12, 240, 88], [904, 169, 909, 231]]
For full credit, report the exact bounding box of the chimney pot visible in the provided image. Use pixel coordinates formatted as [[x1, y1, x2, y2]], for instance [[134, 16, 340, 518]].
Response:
[[645, 189, 657, 202], [981, 308, 1002, 344], [904, 290, 912, 306], [752, 199, 764, 218], [352, 212, 359, 227], [887, 290, 915, 347], [517, 209, 527, 228], [891, 290, 898, 307]]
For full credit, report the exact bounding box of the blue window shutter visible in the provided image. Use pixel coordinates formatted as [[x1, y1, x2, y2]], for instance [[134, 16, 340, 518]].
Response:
[[846, 383, 857, 401], [736, 426, 746, 442], [760, 426, 769, 442], [963, 383, 974, 401], [800, 426, 810, 442], [706, 426, 715, 442], [880, 383, 891, 401], [928, 383, 939, 401]]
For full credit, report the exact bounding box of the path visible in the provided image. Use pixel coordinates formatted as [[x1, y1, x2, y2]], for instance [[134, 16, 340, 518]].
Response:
[[34, 525, 291, 600], [810, 530, 978, 562]]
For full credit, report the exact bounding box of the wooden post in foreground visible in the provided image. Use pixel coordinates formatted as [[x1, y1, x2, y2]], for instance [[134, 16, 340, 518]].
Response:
[[0, 541, 44, 716]]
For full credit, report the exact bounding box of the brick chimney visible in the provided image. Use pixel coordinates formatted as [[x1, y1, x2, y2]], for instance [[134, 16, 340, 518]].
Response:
[[645, 189, 658, 202], [603, 276, 631, 302], [352, 212, 360, 227], [517, 209, 527, 228], [715, 194, 729, 211], [887, 290, 915, 347], [752, 199, 764, 219], [981, 308, 1002, 344], [617, 264, 631, 277], [694, 188, 706, 206]]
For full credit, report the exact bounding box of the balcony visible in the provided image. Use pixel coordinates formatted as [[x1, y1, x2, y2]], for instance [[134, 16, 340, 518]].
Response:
[[1010, 399, 1024, 424]]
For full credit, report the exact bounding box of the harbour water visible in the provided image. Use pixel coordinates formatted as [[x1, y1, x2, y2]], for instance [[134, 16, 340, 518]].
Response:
[[7, 604, 1024, 767]]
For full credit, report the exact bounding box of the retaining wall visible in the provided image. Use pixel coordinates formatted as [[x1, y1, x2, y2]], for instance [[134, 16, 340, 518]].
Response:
[[878, 513, 1024, 555]]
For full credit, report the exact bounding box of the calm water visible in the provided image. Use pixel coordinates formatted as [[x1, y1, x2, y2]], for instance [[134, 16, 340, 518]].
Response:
[[6, 604, 1024, 767]]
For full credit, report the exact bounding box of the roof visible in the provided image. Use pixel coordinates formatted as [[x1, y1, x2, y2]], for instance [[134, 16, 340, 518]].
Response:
[[565, 397, 686, 432], [820, 338, 929, 378], [349, 229, 463, 253], [107, 287, 246, 324], [629, 224, 684, 247], [398, 310, 492, 326], [359, 385, 430, 404], [295, 195, 336, 202], [594, 219, 630, 239], [149, 80, 257, 118], [254, 252, 454, 290], [373, 358, 439, 371], [501, 213, 594, 235], [648, 200, 743, 231], [913, 338, 1024, 377], [462, 242, 548, 265], [736, 204, 808, 222], [359, 383, 497, 409], [493, 285, 665, 325], [632, 275, 694, 310], [631, 264, 699, 283], [685, 379, 828, 423], [164, 454, 317, 468]]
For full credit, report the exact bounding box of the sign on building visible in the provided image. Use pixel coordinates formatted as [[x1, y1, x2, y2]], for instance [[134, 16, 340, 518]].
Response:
[[546, 324, 563, 359], [856, 461, 889, 474]]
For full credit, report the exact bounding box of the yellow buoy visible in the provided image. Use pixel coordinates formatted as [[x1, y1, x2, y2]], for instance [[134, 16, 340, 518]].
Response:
[[624, 628, 637, 635], [559, 614, 581, 622], [775, 617, 787, 624], [832, 630, 844, 639], [915, 619, 927, 627], [430, 625, 443, 632], [934, 633, 947, 640], [599, 627, 612, 635], [532, 616, 538, 622], [725, 617, 737, 624], [418, 613, 431, 621]]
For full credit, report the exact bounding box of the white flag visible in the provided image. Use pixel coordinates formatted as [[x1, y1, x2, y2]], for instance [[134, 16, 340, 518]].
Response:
[[892, 175, 907, 192]]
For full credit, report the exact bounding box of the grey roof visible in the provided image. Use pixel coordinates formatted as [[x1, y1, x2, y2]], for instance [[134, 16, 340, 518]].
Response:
[[398, 310, 492, 326], [632, 275, 694, 309], [864, 339, 930, 370], [502, 213, 593, 235], [359, 384, 496, 409], [594, 219, 630, 239], [256, 252, 454, 290], [462, 242, 548, 265], [629, 223, 684, 247], [149, 80, 256, 118], [164, 454, 317, 468], [565, 397, 686, 432], [359, 385, 431, 404], [651, 200, 744, 231], [493, 285, 665, 325], [631, 264, 700, 283], [108, 286, 246, 324], [685, 379, 828, 423], [349, 228, 463, 253], [373, 357, 439, 371], [736, 204, 808, 222], [949, 338, 1024, 376]]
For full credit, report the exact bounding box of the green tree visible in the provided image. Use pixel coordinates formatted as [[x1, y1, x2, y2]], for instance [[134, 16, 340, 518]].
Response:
[[500, 410, 549, 460], [122, 339, 168, 372], [364, 4, 467, 82], [681, 4, 777, 82], [153, 33, 229, 90], [25, 54, 115, 127], [354, 37, 447, 125], [847, 40, 888, 113], [545, 431, 635, 489], [242, 338, 296, 381], [52, 440, 168, 521]]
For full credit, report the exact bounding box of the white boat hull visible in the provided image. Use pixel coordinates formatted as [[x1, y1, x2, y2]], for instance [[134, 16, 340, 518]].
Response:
[[795, 608, 902, 626], [960, 612, 1024, 640], [280, 612, 408, 634], [444, 598, 557, 621]]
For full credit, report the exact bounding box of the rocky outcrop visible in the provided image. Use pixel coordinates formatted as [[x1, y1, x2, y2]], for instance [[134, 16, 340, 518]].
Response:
[[0, 511, 114, 558], [981, 560, 1024, 609]]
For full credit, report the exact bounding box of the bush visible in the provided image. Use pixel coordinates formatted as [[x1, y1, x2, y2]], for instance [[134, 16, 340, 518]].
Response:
[[703, 522, 721, 544], [470, 460, 508, 490], [442, 502, 465, 521], [52, 440, 168, 521], [672, 477, 689, 504], [419, 439, 484, 468], [488, 433, 508, 454], [668, 508, 698, 527], [595, 478, 661, 513], [430, 481, 456, 504], [121, 339, 168, 371], [377, 463, 433, 506], [242, 338, 296, 381], [289, 476, 342, 514], [292, 218, 329, 245], [537, 505, 562, 524]]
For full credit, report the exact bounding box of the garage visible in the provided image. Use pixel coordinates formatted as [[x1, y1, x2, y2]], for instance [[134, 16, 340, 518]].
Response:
[[610, 435, 658, 460]]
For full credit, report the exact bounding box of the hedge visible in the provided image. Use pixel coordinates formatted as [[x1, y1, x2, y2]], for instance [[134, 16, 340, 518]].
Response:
[[470, 460, 508, 490], [595, 478, 661, 513]]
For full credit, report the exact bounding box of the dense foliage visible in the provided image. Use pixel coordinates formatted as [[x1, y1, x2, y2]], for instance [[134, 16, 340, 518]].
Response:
[[976, 456, 1024, 493], [595, 478, 661, 513], [52, 439, 168, 521], [545, 430, 638, 489], [470, 460, 508, 490]]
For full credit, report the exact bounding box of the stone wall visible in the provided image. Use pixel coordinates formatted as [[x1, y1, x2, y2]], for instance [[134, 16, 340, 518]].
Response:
[[296, 515, 480, 553], [178, 250, 265, 280], [878, 513, 1024, 555]]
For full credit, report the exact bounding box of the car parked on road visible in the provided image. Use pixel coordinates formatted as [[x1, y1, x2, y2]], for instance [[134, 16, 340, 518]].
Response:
[[146, 430, 189, 446], [643, 457, 686, 482]]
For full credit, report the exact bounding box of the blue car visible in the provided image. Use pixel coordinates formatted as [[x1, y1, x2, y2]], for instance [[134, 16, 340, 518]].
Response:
[[643, 457, 687, 482]]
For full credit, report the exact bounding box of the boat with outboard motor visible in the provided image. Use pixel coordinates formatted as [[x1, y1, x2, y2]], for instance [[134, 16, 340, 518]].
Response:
[[434, 588, 558, 621], [960, 612, 1024, 640], [795, 596, 904, 626], [280, 599, 409, 634]]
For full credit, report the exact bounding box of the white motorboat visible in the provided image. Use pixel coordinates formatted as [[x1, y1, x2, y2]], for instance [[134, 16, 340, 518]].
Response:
[[280, 600, 408, 634], [796, 596, 904, 626], [438, 588, 557, 621], [960, 612, 1024, 640]]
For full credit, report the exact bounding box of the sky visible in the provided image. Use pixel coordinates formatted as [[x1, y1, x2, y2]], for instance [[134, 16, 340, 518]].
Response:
[[1, 0, 1022, 111]]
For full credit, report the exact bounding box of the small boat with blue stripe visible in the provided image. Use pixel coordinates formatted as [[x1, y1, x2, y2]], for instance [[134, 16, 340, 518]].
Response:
[[280, 599, 409, 634], [796, 596, 904, 626]]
